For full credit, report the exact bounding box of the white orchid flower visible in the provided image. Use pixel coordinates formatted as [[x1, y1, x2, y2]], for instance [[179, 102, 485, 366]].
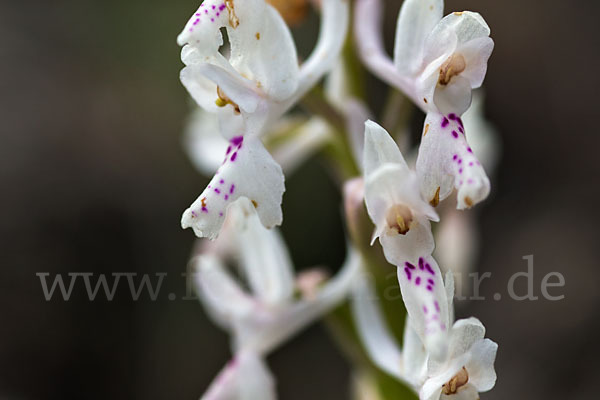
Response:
[[363, 120, 453, 356], [355, 0, 493, 116], [179, 0, 349, 239], [355, 0, 494, 209], [193, 198, 360, 399], [352, 271, 498, 400]]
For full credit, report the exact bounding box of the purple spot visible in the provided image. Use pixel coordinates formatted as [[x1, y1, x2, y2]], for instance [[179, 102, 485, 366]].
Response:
[[418, 257, 425, 270], [453, 154, 458, 161], [441, 323, 446, 330], [226, 145, 232, 155], [434, 300, 440, 312], [458, 159, 462, 164], [405, 261, 416, 270], [191, 211, 198, 217], [229, 184, 235, 194], [425, 263, 435, 275], [428, 279, 434, 286], [459, 168, 463, 174], [404, 267, 412, 280], [426, 285, 433, 291], [219, 179, 224, 184], [423, 306, 428, 314], [201, 207, 208, 213], [208, 185, 211, 189], [216, 12, 220, 16], [212, 5, 216, 9], [452, 130, 459, 138], [476, 161, 481, 166], [458, 126, 464, 134], [469, 161, 474, 166], [416, 277, 421, 285], [219, 5, 226, 11], [448, 113, 457, 121], [214, 188, 221, 194], [231, 136, 243, 146], [219, 212, 223, 217], [457, 118, 464, 128], [467, 147, 473, 153], [205, 9, 208, 14], [441, 117, 449, 128], [231, 152, 237, 161], [211, 18, 214, 22], [468, 178, 473, 184], [224, 194, 229, 200]]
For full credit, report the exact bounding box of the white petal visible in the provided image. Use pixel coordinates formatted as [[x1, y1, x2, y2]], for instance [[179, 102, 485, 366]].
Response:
[[351, 274, 404, 381], [418, 22, 458, 102], [396, 255, 450, 360], [184, 109, 230, 175], [236, 248, 360, 354], [197, 63, 260, 113], [193, 254, 257, 331], [416, 112, 490, 209], [465, 338, 498, 392], [177, 1, 229, 50], [393, 0, 443, 74], [363, 120, 408, 177], [181, 54, 263, 138], [227, 1, 299, 101], [458, 37, 494, 89], [433, 75, 473, 116], [447, 318, 485, 363], [294, 0, 349, 102], [230, 199, 295, 305], [182, 136, 285, 239], [431, 12, 491, 49], [354, 0, 420, 106], [180, 49, 220, 113], [402, 318, 428, 384], [201, 351, 276, 400]]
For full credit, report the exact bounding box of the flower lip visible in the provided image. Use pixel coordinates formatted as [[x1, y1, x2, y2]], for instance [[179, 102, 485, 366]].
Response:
[[385, 203, 414, 235], [442, 366, 469, 395]]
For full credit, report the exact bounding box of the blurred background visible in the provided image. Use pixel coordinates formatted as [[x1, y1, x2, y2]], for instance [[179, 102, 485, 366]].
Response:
[[0, 0, 598, 398]]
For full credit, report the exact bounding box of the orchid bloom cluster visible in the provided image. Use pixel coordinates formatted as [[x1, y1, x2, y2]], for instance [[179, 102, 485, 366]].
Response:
[[176, 0, 499, 399]]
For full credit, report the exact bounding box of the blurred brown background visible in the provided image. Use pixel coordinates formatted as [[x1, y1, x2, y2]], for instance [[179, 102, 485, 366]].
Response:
[[0, 0, 598, 399]]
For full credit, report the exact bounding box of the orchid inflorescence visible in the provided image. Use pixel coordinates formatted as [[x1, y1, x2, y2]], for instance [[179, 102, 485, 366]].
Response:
[[176, 0, 499, 399]]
